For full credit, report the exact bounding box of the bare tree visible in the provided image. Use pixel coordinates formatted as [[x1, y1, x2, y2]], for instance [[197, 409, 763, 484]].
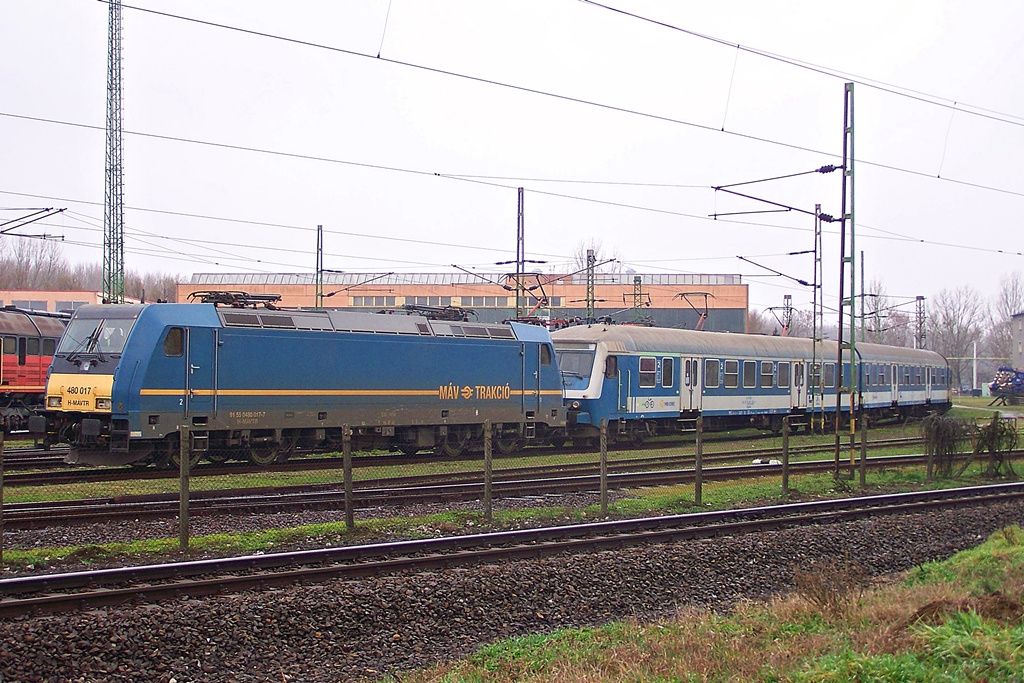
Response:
[[928, 286, 988, 391], [0, 236, 179, 302], [570, 239, 621, 273], [985, 271, 1024, 366], [746, 308, 779, 335]]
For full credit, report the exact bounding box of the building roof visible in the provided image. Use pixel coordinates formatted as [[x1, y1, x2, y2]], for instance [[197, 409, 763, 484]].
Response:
[[187, 272, 744, 287]]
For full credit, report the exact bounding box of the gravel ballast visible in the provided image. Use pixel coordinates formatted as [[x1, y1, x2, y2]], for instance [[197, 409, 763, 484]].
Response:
[[2, 500, 1023, 682]]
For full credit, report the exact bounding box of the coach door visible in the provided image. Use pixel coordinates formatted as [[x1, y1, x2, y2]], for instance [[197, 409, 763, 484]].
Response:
[[184, 327, 218, 417], [790, 361, 806, 410], [681, 357, 701, 411]]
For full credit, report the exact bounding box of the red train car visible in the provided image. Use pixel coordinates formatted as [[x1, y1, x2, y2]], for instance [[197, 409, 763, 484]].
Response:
[[1, 307, 68, 432]]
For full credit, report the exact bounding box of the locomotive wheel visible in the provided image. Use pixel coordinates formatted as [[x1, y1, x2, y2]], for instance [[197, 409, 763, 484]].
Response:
[[434, 431, 468, 457], [169, 447, 203, 469], [247, 444, 281, 466], [495, 436, 523, 454]]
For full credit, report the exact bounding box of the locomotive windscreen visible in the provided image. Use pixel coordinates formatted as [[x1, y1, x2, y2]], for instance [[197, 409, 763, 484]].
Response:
[[58, 317, 136, 356]]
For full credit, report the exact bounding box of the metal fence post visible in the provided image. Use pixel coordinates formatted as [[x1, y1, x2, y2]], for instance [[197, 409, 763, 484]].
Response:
[[781, 415, 790, 498], [179, 426, 190, 552], [695, 414, 703, 507], [343, 425, 354, 530], [600, 420, 608, 517], [860, 418, 868, 488], [484, 420, 493, 525]]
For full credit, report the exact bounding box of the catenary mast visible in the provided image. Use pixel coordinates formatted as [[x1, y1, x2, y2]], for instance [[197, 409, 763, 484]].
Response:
[[103, 0, 126, 304]]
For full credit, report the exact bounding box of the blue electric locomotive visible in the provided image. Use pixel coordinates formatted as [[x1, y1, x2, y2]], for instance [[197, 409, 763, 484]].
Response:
[[32, 302, 566, 466], [551, 324, 951, 443]]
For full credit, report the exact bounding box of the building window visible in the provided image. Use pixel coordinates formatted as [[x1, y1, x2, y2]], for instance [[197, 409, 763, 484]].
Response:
[[724, 360, 739, 388], [705, 359, 720, 388], [12, 300, 47, 311], [407, 296, 450, 307], [760, 361, 774, 388], [55, 300, 88, 312], [353, 296, 397, 307], [639, 356, 657, 388]]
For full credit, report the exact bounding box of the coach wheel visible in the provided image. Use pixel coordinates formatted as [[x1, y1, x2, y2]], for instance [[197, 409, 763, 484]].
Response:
[[495, 436, 523, 454], [399, 445, 420, 456]]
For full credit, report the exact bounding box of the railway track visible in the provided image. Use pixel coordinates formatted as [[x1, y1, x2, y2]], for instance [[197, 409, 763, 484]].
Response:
[[3, 482, 1021, 618], [1, 436, 926, 486], [1, 451, 958, 529]]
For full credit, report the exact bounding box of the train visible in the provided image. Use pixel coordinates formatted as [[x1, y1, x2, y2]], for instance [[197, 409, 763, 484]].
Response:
[[30, 300, 565, 466], [550, 324, 951, 443], [29, 296, 951, 467], [0, 306, 68, 432]]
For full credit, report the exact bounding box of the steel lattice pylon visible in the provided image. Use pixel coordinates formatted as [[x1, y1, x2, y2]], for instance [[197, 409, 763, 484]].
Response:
[[103, 0, 125, 304]]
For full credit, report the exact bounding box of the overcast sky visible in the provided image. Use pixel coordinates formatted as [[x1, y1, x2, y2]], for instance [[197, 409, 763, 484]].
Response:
[[2, 0, 1022, 316]]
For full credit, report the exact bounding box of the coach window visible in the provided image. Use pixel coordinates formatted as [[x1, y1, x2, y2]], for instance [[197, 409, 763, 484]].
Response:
[[705, 359, 720, 388], [605, 355, 618, 379], [540, 344, 552, 366], [824, 363, 836, 388], [639, 356, 657, 388], [164, 327, 184, 357], [725, 360, 739, 388], [662, 357, 674, 388], [778, 361, 791, 388], [741, 360, 756, 388], [760, 361, 774, 388]]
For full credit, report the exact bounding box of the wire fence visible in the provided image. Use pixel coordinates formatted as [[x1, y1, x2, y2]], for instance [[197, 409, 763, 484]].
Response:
[[0, 413, 1018, 574]]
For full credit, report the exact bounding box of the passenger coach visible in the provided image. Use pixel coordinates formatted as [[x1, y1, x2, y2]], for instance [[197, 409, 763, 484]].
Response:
[[551, 324, 950, 443]]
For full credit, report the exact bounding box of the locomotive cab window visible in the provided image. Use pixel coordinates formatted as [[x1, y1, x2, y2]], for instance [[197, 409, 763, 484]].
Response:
[[662, 357, 674, 388], [604, 355, 618, 379], [705, 359, 720, 388], [2, 336, 13, 354], [42, 338, 56, 355], [26, 338, 39, 356], [540, 344, 552, 366], [164, 327, 184, 357], [639, 356, 657, 388], [778, 361, 791, 388]]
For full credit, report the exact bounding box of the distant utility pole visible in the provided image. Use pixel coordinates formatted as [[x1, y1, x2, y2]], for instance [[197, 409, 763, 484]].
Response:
[[515, 187, 525, 318], [586, 248, 596, 323], [103, 0, 125, 304], [315, 225, 324, 308], [915, 296, 926, 349]]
